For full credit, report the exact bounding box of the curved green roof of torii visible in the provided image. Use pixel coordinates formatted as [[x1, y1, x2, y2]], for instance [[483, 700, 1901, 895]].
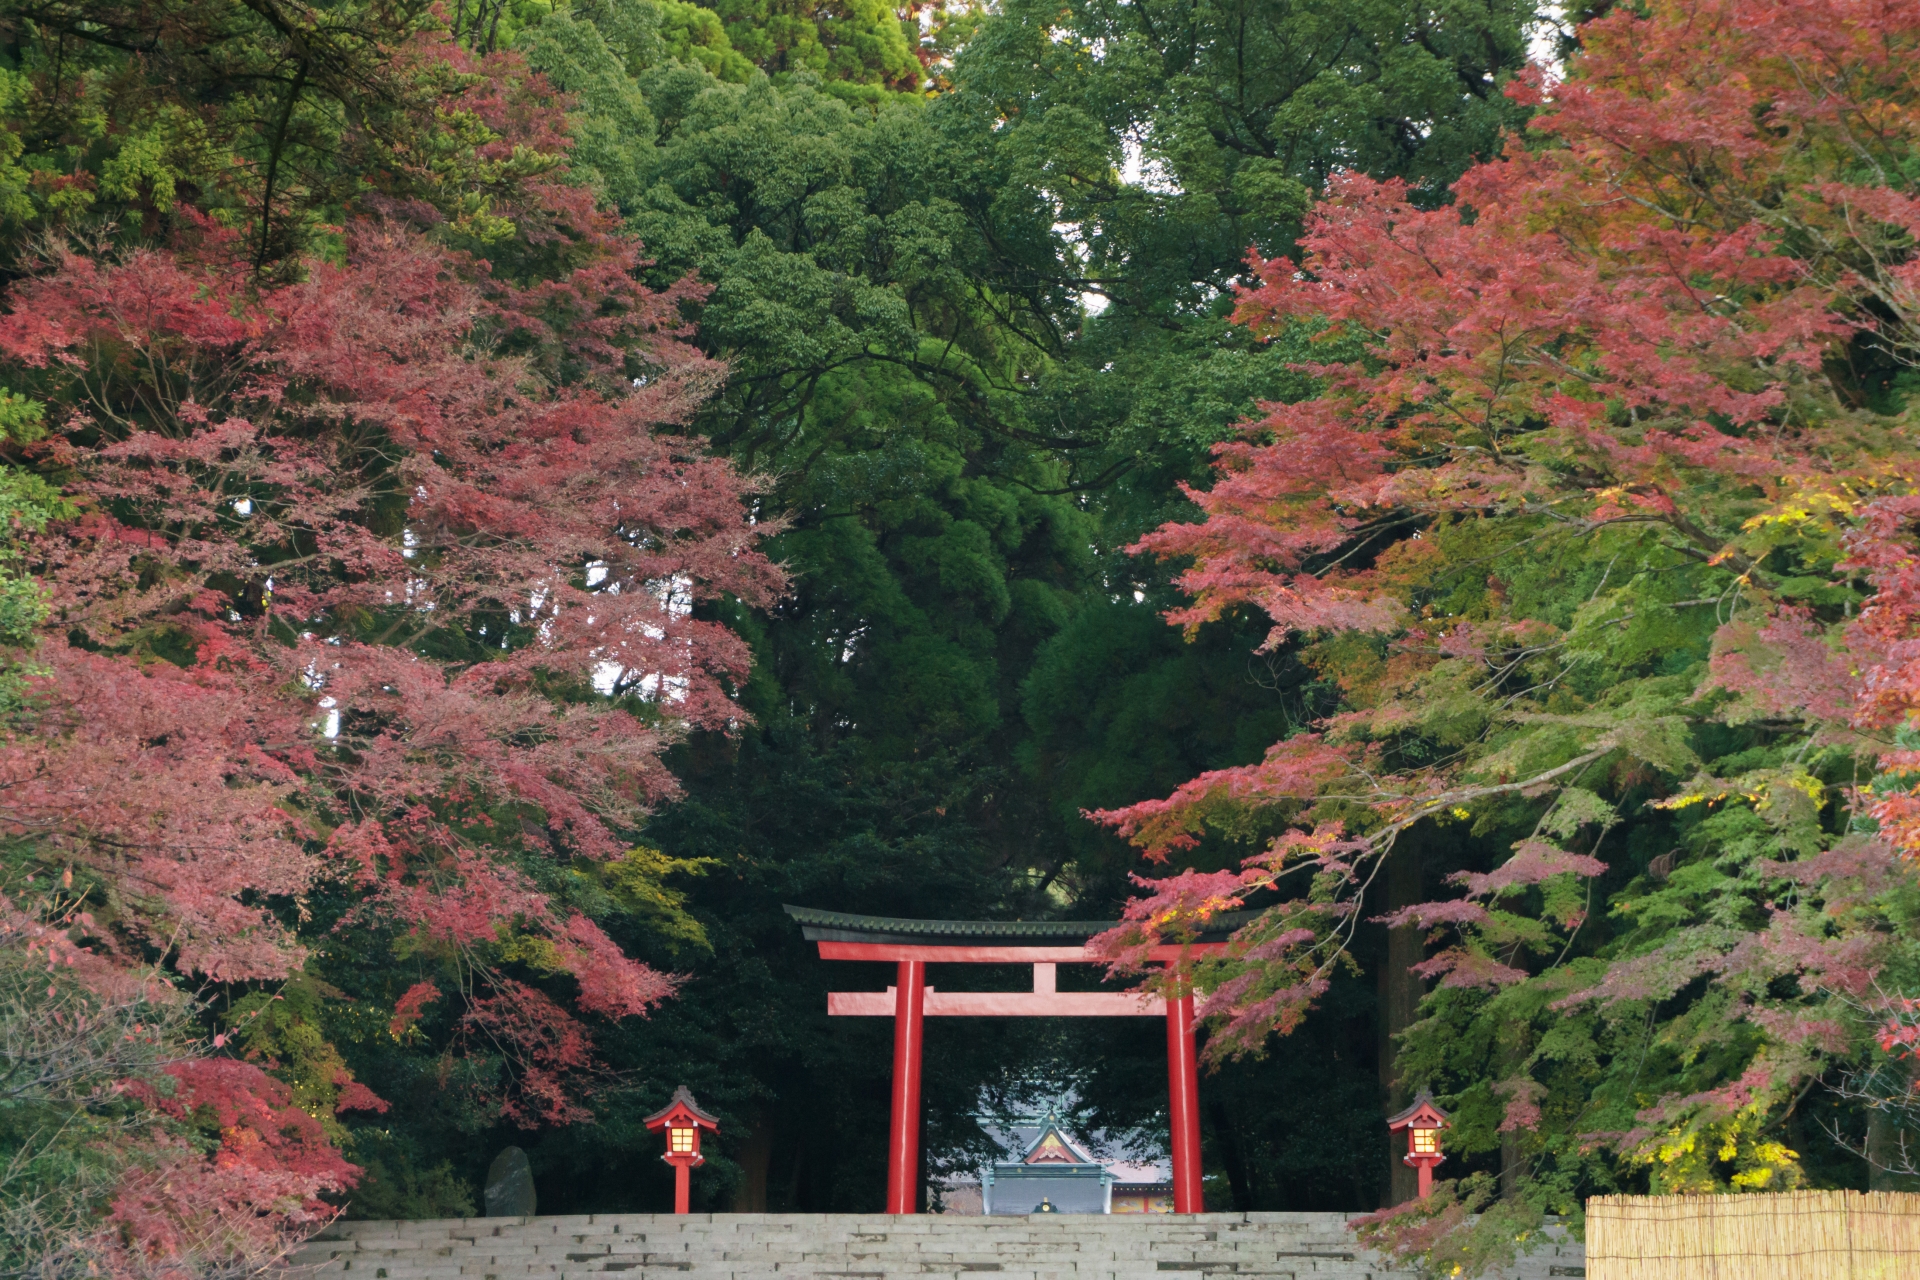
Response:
[[783, 905, 1254, 946]]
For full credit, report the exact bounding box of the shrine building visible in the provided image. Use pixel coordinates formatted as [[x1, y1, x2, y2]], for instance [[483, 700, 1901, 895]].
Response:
[[938, 1112, 1173, 1216]]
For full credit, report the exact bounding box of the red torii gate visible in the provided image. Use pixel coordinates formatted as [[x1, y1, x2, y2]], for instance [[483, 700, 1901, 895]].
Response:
[[787, 906, 1244, 1215]]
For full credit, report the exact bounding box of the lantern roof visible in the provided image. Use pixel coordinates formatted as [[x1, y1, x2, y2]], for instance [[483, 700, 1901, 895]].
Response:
[[1386, 1091, 1450, 1132], [643, 1084, 719, 1132], [784, 905, 1253, 947]]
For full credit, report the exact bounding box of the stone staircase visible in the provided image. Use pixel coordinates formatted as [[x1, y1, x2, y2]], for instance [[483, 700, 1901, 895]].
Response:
[[289, 1213, 1586, 1280]]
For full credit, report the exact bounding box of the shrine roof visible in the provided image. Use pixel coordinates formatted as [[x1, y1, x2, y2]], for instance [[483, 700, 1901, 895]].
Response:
[[784, 905, 1253, 946], [1017, 1114, 1095, 1165], [973, 1116, 1173, 1190]]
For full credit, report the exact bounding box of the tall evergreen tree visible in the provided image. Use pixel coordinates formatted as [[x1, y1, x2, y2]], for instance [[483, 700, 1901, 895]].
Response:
[[497, 0, 1537, 1214]]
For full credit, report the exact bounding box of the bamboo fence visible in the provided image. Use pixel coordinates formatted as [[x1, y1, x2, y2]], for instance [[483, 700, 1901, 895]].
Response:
[[1586, 1191, 1920, 1279]]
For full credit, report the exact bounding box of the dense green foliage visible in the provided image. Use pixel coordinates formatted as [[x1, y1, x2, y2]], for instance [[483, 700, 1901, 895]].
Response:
[[480, 0, 1538, 1216]]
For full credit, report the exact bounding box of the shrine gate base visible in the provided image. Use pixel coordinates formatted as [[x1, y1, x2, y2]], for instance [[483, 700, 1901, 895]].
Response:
[[787, 907, 1239, 1215]]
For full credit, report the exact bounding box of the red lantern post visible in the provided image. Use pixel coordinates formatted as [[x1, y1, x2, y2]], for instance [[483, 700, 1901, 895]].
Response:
[[643, 1085, 720, 1213], [1386, 1093, 1450, 1200]]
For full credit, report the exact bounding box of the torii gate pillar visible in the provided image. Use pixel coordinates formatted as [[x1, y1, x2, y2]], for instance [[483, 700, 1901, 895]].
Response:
[[1165, 991, 1203, 1212], [789, 906, 1243, 1214], [886, 960, 927, 1214]]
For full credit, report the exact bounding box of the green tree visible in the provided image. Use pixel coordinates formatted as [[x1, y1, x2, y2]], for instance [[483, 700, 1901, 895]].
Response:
[[0, 1, 530, 271], [706, 0, 922, 97], [939, 0, 1533, 489], [458, 0, 1542, 1216]]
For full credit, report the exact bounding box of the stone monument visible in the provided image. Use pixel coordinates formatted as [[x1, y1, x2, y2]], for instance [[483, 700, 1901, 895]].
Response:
[[483, 1146, 536, 1218]]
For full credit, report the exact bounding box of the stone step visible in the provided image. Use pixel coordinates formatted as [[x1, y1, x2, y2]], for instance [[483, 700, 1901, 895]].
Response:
[[287, 1214, 1586, 1280], [304, 1232, 1368, 1249]]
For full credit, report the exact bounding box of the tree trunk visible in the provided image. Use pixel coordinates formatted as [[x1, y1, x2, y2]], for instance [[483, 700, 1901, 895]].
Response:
[[1378, 836, 1426, 1206], [732, 1113, 774, 1212], [1867, 1053, 1920, 1191], [1209, 1098, 1256, 1211], [1869, 1107, 1899, 1191], [784, 1131, 809, 1211], [1500, 1127, 1526, 1199], [1867, 1102, 1920, 1191]]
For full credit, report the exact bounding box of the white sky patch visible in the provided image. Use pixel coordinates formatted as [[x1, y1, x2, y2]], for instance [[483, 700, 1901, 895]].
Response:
[[910, 0, 977, 86], [654, 573, 694, 620], [1119, 132, 1181, 195], [841, 625, 868, 664], [1056, 218, 1109, 316], [1526, 5, 1569, 82], [1071, 129, 1182, 317], [303, 659, 342, 738], [1054, 218, 1090, 261], [1043, 25, 1108, 59], [646, 674, 690, 702]]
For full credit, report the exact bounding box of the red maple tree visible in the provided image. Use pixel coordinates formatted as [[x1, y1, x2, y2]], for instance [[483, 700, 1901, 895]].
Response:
[[1092, 0, 1920, 1214], [0, 30, 781, 1266]]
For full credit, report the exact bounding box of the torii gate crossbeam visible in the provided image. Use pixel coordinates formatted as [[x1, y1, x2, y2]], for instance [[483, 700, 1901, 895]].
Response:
[[787, 906, 1247, 1215]]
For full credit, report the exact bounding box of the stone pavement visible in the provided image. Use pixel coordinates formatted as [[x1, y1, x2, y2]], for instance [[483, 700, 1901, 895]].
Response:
[[288, 1212, 1586, 1280]]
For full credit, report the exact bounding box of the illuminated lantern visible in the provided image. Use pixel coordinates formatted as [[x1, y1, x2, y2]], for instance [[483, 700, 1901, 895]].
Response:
[[643, 1085, 720, 1213], [1386, 1092, 1450, 1199]]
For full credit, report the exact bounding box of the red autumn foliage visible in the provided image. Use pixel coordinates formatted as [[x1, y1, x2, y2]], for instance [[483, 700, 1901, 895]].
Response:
[[128, 1058, 361, 1207], [1091, 3, 1920, 1210], [1706, 610, 1860, 726], [1881, 998, 1920, 1057], [0, 215, 777, 983], [0, 29, 782, 1271], [1087, 822, 1367, 1036], [103, 1059, 359, 1277], [457, 979, 598, 1126], [388, 980, 442, 1039]]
